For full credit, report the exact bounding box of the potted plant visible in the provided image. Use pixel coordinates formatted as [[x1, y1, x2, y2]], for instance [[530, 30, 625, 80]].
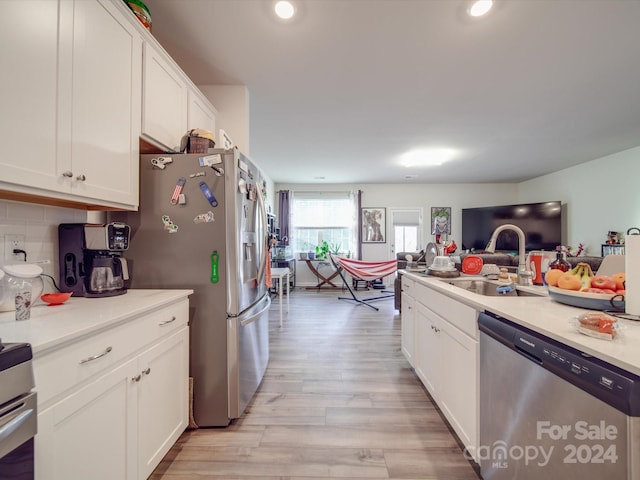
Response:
[[315, 240, 329, 260], [305, 242, 316, 260]]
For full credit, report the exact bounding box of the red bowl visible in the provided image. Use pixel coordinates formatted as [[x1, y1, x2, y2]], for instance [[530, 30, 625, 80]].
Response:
[[41, 292, 73, 306]]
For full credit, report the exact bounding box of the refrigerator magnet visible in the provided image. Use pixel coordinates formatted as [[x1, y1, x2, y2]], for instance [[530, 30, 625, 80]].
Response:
[[194, 211, 215, 224], [170, 177, 186, 205], [199, 181, 218, 207], [161, 215, 179, 233]]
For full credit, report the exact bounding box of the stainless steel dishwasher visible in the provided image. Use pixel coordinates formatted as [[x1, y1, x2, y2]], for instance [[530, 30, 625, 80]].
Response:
[[478, 311, 639, 480]]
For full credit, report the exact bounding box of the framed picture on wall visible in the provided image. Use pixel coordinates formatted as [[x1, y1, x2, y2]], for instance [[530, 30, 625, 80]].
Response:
[[431, 207, 451, 235], [362, 208, 386, 243]]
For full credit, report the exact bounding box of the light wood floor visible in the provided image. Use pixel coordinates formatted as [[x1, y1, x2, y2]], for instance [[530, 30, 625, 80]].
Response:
[[150, 287, 481, 479]]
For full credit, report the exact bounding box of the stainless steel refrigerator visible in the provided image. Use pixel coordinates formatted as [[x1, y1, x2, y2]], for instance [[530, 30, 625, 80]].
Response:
[[110, 148, 271, 426]]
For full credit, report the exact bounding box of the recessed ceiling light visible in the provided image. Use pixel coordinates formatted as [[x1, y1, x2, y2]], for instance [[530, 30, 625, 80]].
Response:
[[467, 0, 493, 17], [274, 1, 295, 20], [400, 148, 457, 168]]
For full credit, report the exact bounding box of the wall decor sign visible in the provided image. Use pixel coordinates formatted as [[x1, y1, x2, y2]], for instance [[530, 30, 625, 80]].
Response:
[[431, 207, 451, 235], [362, 207, 386, 243]]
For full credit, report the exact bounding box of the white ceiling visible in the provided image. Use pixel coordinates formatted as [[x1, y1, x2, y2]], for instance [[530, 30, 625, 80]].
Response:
[[144, 0, 640, 184]]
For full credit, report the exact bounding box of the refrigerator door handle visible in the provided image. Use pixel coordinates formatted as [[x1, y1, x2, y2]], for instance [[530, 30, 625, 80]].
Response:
[[255, 189, 268, 286], [239, 297, 271, 327]]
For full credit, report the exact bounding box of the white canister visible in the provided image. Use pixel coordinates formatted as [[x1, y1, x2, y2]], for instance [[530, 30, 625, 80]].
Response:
[[0, 264, 44, 313]]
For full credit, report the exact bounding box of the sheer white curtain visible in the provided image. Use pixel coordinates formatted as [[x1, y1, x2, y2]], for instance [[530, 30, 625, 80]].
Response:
[[349, 190, 361, 259]]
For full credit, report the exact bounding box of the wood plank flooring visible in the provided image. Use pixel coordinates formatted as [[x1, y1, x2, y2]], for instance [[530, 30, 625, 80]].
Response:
[[150, 287, 481, 479]]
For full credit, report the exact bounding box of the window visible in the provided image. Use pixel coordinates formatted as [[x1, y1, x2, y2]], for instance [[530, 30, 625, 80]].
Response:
[[394, 225, 419, 252], [291, 192, 357, 255]]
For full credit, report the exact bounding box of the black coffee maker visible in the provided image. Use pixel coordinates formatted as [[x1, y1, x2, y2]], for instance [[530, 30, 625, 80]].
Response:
[[58, 223, 130, 297]]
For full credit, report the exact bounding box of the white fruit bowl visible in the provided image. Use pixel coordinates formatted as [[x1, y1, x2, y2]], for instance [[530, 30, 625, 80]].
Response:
[[547, 286, 625, 311]]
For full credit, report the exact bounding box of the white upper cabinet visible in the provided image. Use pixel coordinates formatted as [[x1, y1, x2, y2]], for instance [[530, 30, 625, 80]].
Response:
[[141, 42, 188, 152], [0, 0, 64, 192], [141, 40, 218, 152], [60, 0, 142, 208], [0, 0, 141, 210], [188, 89, 217, 134]]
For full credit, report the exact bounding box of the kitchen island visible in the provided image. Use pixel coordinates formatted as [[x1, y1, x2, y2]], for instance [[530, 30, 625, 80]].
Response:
[[0, 289, 193, 480], [405, 272, 640, 376], [400, 271, 640, 466]]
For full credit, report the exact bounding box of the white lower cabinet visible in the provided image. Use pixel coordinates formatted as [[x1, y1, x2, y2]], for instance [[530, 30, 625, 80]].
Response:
[[410, 280, 479, 461], [138, 328, 189, 479], [37, 357, 138, 479], [34, 301, 189, 480], [400, 291, 416, 367]]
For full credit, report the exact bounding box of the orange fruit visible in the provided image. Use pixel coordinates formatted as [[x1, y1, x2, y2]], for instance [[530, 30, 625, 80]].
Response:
[[612, 272, 626, 291], [557, 273, 582, 291], [544, 269, 564, 287]]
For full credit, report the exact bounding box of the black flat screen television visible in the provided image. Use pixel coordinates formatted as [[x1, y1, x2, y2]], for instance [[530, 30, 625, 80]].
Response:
[[461, 201, 563, 252]]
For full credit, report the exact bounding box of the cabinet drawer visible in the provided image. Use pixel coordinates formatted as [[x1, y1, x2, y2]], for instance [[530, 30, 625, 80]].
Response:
[[401, 275, 415, 293], [414, 282, 478, 338], [34, 300, 188, 407]]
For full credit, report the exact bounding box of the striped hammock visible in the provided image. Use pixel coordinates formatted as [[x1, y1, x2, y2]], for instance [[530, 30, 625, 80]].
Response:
[[333, 256, 397, 281]]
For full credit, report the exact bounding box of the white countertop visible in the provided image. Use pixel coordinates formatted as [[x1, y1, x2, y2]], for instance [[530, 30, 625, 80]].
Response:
[[404, 272, 640, 376], [0, 289, 193, 356]]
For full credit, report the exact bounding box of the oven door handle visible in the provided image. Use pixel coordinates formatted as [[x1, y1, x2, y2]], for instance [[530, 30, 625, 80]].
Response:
[[0, 409, 35, 444]]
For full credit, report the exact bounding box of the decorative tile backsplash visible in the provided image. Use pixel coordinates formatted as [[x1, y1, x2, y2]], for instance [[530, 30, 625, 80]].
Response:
[[0, 200, 91, 285]]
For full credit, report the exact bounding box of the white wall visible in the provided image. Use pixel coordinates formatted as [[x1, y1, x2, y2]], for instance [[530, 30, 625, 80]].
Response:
[[276, 182, 518, 285], [198, 85, 250, 155], [518, 146, 640, 256]]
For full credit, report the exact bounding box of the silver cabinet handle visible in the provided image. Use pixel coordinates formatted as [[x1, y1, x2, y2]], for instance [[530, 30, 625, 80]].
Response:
[[79, 346, 112, 364], [142, 367, 151, 375], [159, 316, 176, 326], [62, 171, 73, 178], [76, 174, 86, 182], [132, 374, 141, 382]]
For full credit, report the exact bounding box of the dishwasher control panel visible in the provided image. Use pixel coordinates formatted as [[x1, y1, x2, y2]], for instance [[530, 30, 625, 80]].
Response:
[[480, 311, 640, 417]]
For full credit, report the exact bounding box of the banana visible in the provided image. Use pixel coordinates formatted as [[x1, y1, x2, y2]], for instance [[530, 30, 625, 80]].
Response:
[[571, 262, 594, 290]]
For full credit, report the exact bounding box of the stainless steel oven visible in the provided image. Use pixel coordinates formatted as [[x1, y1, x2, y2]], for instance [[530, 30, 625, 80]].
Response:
[[0, 342, 36, 480]]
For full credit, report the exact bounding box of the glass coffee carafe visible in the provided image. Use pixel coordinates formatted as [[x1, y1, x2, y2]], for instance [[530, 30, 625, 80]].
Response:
[[85, 253, 127, 296]]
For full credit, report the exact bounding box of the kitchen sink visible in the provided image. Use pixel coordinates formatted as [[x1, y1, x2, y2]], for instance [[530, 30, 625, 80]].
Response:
[[443, 278, 542, 297]]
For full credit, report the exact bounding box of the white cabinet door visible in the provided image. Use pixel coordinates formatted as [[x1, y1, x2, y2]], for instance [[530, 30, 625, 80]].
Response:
[[415, 303, 440, 396], [137, 327, 189, 479], [142, 42, 188, 151], [438, 319, 478, 451], [36, 358, 139, 480], [188, 89, 217, 133], [0, 0, 140, 209], [0, 0, 66, 192], [61, 0, 141, 207], [400, 292, 415, 367]]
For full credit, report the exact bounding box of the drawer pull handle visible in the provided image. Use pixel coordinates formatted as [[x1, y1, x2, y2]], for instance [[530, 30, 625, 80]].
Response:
[[142, 367, 151, 375], [61, 171, 73, 178], [132, 374, 141, 382], [75, 174, 86, 182], [159, 316, 177, 326], [79, 346, 112, 364]]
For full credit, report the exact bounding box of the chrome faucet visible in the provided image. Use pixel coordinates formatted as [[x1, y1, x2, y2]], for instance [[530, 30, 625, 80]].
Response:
[[485, 224, 533, 286]]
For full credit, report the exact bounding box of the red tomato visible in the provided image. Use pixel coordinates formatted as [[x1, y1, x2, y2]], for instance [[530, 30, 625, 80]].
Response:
[[583, 287, 606, 294], [590, 275, 617, 291], [600, 289, 617, 294], [616, 289, 626, 295]]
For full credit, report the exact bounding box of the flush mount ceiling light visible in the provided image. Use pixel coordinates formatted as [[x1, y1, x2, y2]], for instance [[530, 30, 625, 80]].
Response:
[[274, 1, 295, 20], [467, 0, 493, 17], [400, 148, 457, 168]]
